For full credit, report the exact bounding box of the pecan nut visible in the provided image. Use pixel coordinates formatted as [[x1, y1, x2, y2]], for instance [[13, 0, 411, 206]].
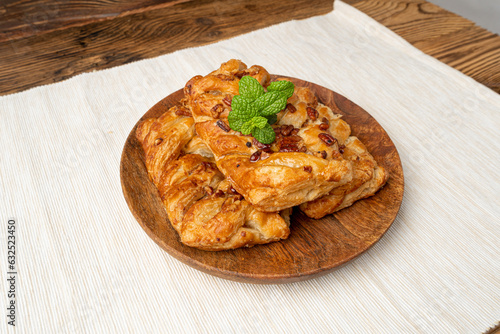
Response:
[[285, 103, 297, 113], [216, 120, 231, 132], [318, 133, 337, 146], [306, 107, 319, 121], [250, 150, 262, 162], [319, 123, 329, 130], [252, 138, 271, 149]]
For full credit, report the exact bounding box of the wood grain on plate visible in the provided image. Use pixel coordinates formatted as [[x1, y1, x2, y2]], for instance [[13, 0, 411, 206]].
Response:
[[120, 76, 404, 284]]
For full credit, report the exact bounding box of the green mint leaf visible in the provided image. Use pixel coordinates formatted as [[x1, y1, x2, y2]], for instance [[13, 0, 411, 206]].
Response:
[[228, 95, 258, 131], [265, 114, 278, 125], [228, 110, 244, 131], [239, 76, 265, 101], [252, 123, 275, 144], [231, 95, 254, 119], [227, 78, 294, 144], [240, 116, 268, 135], [240, 120, 255, 135], [251, 116, 268, 129], [267, 80, 295, 98], [253, 91, 280, 113], [260, 94, 288, 116], [228, 106, 257, 131]]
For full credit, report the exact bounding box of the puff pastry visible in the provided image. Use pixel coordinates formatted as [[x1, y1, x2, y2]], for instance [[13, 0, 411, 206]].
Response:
[[185, 59, 353, 212], [300, 136, 389, 219], [136, 102, 290, 251]]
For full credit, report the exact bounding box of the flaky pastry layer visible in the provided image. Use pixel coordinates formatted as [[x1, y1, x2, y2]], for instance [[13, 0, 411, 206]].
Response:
[[300, 136, 389, 219], [185, 59, 353, 212], [136, 103, 290, 251]]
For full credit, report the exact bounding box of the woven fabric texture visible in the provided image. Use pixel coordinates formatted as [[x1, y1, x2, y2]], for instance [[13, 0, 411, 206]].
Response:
[[1, 1, 499, 333]]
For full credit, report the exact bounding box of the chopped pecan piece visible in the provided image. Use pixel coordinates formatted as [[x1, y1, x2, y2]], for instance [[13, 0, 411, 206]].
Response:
[[211, 104, 224, 117], [279, 145, 300, 153], [252, 138, 271, 149], [234, 70, 247, 79], [250, 150, 262, 162], [216, 120, 231, 132], [277, 134, 303, 153], [281, 135, 301, 143], [306, 107, 319, 121], [175, 106, 191, 117], [318, 133, 337, 146], [281, 125, 294, 136], [319, 122, 329, 130], [194, 161, 213, 174], [285, 103, 297, 113], [262, 148, 274, 154]]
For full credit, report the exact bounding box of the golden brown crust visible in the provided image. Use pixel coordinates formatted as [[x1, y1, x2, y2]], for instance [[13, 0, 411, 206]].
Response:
[[136, 104, 290, 251], [185, 59, 353, 212], [136, 59, 389, 249], [136, 104, 195, 185], [300, 136, 389, 219]]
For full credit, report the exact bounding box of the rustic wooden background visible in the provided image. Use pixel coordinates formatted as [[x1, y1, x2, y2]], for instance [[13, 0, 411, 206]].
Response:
[[0, 0, 499, 96]]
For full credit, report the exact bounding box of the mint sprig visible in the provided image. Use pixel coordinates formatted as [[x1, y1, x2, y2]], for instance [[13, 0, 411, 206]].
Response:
[[240, 116, 268, 135], [239, 76, 265, 100], [228, 76, 294, 144]]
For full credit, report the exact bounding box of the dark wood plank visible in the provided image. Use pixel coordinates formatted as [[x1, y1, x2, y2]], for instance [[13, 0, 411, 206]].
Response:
[[120, 76, 404, 283], [0, 0, 334, 96], [485, 323, 500, 334], [2, 0, 499, 96], [343, 0, 500, 93], [0, 0, 188, 42]]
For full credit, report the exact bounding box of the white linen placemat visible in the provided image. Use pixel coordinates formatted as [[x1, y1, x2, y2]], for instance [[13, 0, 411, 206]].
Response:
[[1, 1, 499, 333]]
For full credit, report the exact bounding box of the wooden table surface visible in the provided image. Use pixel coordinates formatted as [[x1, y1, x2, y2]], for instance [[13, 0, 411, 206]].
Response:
[[0, 0, 499, 96]]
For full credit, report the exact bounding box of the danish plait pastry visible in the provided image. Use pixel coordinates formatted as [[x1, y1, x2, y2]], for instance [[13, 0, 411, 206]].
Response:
[[185, 59, 353, 212], [136, 102, 290, 251], [300, 136, 389, 219]]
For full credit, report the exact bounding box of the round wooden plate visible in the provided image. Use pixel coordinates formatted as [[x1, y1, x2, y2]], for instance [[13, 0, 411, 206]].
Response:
[[120, 76, 404, 284]]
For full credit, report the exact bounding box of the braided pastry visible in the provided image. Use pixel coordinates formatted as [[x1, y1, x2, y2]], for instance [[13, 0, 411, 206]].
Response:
[[136, 102, 290, 251], [300, 136, 389, 219], [185, 59, 353, 212]]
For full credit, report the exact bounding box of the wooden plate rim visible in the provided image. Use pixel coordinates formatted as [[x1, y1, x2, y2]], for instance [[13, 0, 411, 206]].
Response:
[[120, 75, 404, 284]]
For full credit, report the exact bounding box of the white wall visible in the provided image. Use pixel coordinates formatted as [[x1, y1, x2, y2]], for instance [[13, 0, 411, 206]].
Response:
[[429, 0, 500, 34]]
